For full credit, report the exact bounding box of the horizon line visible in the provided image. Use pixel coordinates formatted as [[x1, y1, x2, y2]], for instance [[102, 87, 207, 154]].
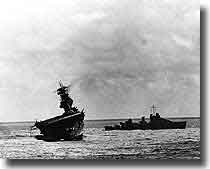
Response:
[[0, 116, 200, 123]]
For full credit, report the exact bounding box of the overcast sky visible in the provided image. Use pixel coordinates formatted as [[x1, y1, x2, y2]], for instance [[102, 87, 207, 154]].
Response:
[[0, 0, 200, 121]]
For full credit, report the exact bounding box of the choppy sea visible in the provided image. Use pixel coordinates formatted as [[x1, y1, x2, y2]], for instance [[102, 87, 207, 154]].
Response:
[[0, 118, 200, 159]]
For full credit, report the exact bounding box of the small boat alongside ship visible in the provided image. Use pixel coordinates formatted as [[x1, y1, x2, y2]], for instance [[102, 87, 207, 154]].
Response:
[[32, 81, 85, 141], [104, 105, 186, 131]]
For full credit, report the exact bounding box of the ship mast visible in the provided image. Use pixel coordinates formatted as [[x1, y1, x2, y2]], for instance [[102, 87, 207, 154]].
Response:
[[150, 104, 158, 114]]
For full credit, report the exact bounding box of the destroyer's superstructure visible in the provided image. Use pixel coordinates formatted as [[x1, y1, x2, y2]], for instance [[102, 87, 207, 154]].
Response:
[[104, 105, 186, 131], [33, 81, 85, 141]]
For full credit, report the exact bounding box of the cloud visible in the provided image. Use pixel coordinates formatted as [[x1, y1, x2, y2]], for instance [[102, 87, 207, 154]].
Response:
[[72, 12, 107, 25], [0, 0, 199, 121], [171, 34, 193, 49]]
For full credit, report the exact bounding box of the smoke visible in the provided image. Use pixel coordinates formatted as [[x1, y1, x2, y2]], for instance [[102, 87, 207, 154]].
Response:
[[0, 0, 199, 121]]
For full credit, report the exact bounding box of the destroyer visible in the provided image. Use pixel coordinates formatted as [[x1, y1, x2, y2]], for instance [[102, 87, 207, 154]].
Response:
[[104, 105, 186, 131], [33, 81, 85, 141]]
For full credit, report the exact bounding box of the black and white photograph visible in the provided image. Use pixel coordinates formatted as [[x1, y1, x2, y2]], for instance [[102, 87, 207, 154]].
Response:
[[0, 0, 200, 160]]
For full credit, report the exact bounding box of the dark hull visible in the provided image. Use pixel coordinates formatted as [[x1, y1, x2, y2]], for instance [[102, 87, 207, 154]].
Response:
[[104, 119, 186, 131], [35, 112, 85, 141], [150, 121, 186, 130]]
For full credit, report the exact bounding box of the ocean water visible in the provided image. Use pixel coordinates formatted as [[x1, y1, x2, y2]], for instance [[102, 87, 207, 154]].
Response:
[[0, 118, 200, 159]]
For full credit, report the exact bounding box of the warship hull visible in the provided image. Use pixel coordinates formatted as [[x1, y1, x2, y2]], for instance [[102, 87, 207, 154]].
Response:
[[35, 112, 85, 141], [149, 121, 186, 130], [104, 118, 186, 131]]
